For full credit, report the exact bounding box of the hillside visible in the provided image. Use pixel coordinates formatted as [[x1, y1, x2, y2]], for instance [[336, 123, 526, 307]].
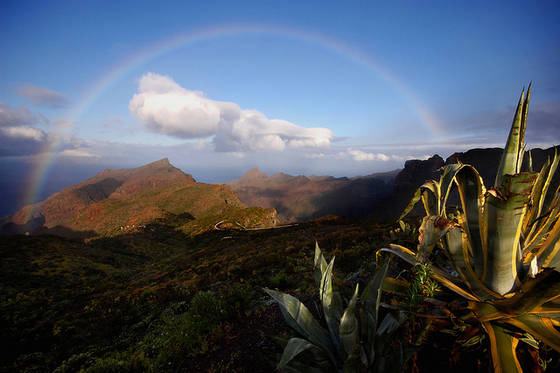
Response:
[[0, 218, 400, 372], [227, 168, 399, 222], [1, 159, 277, 238]]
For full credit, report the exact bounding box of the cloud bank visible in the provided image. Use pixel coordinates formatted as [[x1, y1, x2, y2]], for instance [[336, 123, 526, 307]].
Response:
[[129, 73, 334, 152], [0, 102, 36, 126], [16, 84, 68, 108], [348, 149, 390, 162], [0, 102, 84, 157]]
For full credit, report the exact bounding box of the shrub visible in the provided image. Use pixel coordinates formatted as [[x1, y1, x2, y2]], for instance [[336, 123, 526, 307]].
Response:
[[266, 243, 413, 372]]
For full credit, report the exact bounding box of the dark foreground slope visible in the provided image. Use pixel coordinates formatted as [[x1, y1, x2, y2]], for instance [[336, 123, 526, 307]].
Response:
[[0, 218, 395, 372], [1, 159, 277, 238], [5, 217, 555, 373]]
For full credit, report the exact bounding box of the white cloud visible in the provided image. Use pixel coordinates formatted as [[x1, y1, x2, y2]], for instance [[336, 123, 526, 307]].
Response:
[[60, 148, 100, 158], [305, 152, 326, 159], [129, 73, 220, 138], [0, 126, 45, 141], [0, 102, 87, 158], [348, 149, 391, 162], [129, 73, 334, 152]]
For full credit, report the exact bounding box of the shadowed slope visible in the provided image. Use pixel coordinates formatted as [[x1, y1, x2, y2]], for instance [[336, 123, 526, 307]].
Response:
[[227, 168, 398, 222]]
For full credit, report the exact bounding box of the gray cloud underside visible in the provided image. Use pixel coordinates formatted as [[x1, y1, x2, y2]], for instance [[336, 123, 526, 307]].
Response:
[[16, 83, 69, 108], [0, 102, 81, 157]]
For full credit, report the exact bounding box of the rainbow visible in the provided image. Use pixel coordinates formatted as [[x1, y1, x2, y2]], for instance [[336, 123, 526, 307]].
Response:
[[23, 24, 444, 212]]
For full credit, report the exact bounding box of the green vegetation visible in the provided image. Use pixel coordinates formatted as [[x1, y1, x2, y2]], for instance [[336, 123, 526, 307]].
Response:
[[266, 243, 412, 372], [381, 85, 560, 372], [1, 218, 390, 372], [70, 183, 275, 237]]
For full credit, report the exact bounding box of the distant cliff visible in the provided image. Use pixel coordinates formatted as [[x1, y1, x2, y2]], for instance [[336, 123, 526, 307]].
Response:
[[377, 146, 560, 221], [227, 168, 399, 222]]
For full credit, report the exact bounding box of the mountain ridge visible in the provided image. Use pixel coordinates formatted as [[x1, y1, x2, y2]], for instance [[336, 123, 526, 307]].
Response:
[[4, 146, 559, 237], [227, 168, 399, 222], [1, 159, 277, 238]]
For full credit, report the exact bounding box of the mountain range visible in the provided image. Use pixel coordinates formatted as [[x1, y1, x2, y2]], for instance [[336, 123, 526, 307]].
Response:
[[0, 158, 277, 238], [2, 146, 559, 239], [227, 168, 398, 222]]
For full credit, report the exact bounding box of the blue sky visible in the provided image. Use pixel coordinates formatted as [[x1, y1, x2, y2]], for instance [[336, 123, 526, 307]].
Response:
[[1, 0, 559, 214]]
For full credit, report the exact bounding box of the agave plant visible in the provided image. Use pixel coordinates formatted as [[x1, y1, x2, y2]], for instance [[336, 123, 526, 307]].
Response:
[[380, 85, 560, 372], [265, 243, 412, 372]]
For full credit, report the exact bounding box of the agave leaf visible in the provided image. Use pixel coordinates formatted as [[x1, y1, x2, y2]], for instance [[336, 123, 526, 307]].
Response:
[[523, 157, 551, 235], [339, 284, 360, 357], [320, 257, 343, 348], [534, 298, 560, 319], [362, 261, 389, 361], [417, 215, 458, 263], [519, 332, 540, 349], [523, 151, 559, 249], [376, 312, 402, 336], [541, 148, 559, 214], [444, 218, 497, 301], [534, 218, 560, 269], [314, 242, 328, 288], [399, 188, 422, 221], [379, 244, 417, 266], [468, 301, 505, 322], [522, 205, 560, 262], [518, 83, 531, 159], [374, 313, 411, 373], [421, 180, 440, 215], [264, 288, 336, 363], [375, 312, 407, 360], [431, 273, 480, 302], [277, 338, 320, 371], [381, 276, 410, 297], [495, 269, 560, 315], [506, 314, 560, 352], [444, 224, 471, 281], [485, 172, 537, 295], [529, 302, 560, 318], [483, 322, 523, 373], [380, 245, 480, 301], [495, 89, 526, 188], [517, 144, 527, 175], [439, 164, 463, 217], [454, 165, 487, 279], [399, 180, 441, 220]]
